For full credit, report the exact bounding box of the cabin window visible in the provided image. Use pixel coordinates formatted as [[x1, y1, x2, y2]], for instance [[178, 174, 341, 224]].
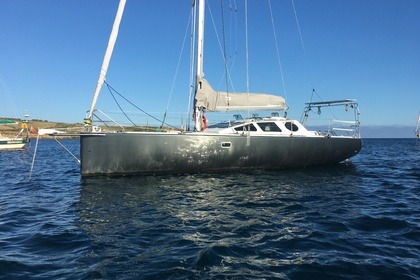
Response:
[[285, 122, 299, 132], [257, 122, 282, 132], [234, 124, 257, 132]]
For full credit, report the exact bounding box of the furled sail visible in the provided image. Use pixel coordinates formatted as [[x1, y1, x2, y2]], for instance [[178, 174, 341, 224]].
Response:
[[88, 0, 126, 120], [195, 77, 287, 112]]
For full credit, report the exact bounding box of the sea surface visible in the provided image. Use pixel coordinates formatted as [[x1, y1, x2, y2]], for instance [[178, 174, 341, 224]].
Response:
[[0, 138, 418, 279]]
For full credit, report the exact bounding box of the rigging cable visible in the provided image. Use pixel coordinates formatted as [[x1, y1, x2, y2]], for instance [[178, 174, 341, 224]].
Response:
[[290, 0, 345, 126], [207, 2, 237, 94], [220, 0, 230, 104], [162, 9, 193, 129], [290, 0, 322, 103], [227, 0, 239, 88], [268, 0, 288, 103], [0, 73, 19, 118], [104, 81, 176, 129], [91, 109, 124, 131], [219, 0, 239, 105], [187, 3, 197, 131], [105, 81, 137, 126], [245, 0, 249, 94]]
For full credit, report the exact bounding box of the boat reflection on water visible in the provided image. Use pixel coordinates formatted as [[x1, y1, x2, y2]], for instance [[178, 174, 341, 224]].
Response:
[[78, 166, 362, 278]]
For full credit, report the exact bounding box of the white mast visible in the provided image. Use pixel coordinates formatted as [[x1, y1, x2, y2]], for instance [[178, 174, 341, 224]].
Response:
[[196, 0, 205, 79], [87, 0, 126, 120], [194, 0, 206, 131]]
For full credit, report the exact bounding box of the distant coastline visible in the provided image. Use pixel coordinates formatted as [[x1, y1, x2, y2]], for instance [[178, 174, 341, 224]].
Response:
[[0, 117, 167, 139], [0, 117, 83, 139], [1, 117, 417, 139]]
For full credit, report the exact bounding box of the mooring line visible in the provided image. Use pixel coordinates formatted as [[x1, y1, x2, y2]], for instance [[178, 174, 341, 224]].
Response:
[[53, 137, 81, 164], [29, 130, 40, 180]]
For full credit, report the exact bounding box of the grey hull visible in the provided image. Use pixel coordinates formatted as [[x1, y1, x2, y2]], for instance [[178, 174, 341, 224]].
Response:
[[80, 132, 361, 176]]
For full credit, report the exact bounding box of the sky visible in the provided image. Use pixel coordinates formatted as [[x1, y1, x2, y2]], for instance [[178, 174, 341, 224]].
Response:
[[1, 0, 419, 137]]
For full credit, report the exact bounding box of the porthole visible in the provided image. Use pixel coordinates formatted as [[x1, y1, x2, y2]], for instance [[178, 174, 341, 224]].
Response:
[[221, 142, 232, 148]]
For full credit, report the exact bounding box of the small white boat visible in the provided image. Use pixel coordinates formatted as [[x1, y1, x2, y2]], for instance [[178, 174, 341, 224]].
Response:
[[0, 119, 29, 150]]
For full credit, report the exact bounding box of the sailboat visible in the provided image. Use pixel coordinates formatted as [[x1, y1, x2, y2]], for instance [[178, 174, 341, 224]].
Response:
[[80, 0, 362, 176], [415, 112, 420, 138], [0, 118, 29, 150]]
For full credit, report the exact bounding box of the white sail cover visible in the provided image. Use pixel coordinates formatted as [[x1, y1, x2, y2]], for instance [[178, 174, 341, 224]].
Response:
[[195, 78, 287, 112]]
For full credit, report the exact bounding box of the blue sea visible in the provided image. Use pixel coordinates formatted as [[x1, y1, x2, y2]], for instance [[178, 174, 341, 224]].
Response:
[[0, 138, 419, 279]]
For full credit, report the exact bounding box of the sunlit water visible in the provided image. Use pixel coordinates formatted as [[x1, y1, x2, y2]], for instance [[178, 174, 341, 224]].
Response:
[[0, 138, 419, 279]]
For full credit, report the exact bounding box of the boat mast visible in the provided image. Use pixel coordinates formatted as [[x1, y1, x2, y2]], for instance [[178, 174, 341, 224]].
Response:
[[196, 0, 205, 80], [194, 0, 206, 131], [87, 0, 126, 122]]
